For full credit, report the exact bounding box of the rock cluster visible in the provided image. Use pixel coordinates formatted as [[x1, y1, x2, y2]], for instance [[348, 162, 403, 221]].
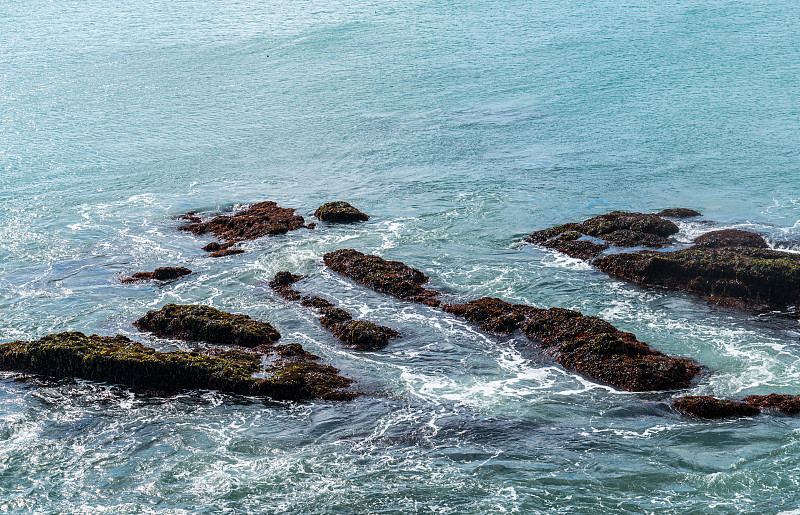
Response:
[[269, 271, 400, 351], [323, 249, 701, 391], [526, 210, 800, 313], [0, 332, 354, 401]]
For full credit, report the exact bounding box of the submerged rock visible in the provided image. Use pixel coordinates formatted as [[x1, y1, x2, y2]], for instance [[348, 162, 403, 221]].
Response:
[[122, 267, 192, 283], [444, 297, 701, 392], [269, 271, 400, 351], [741, 393, 800, 414], [314, 202, 369, 223], [325, 251, 700, 391], [180, 201, 307, 255], [0, 332, 354, 401], [673, 396, 760, 418], [656, 208, 702, 218], [323, 249, 441, 307], [208, 248, 246, 258], [527, 210, 800, 313], [134, 304, 281, 347]]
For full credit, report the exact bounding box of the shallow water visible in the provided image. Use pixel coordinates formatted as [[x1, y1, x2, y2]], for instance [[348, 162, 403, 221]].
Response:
[[2, 0, 800, 512]]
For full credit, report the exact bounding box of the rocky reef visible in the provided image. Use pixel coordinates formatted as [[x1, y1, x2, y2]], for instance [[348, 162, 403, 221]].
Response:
[[526, 210, 800, 313], [270, 271, 400, 350], [673, 393, 800, 418], [444, 297, 701, 391], [324, 249, 701, 391], [180, 201, 307, 255], [122, 267, 192, 283], [314, 201, 369, 223], [0, 332, 354, 401], [134, 303, 281, 348], [323, 249, 442, 307]]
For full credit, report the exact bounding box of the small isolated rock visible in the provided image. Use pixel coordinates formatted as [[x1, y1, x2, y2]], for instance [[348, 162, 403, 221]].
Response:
[[314, 202, 369, 223], [656, 208, 702, 218], [122, 267, 192, 283], [673, 395, 760, 418], [209, 248, 246, 258], [694, 229, 768, 249]]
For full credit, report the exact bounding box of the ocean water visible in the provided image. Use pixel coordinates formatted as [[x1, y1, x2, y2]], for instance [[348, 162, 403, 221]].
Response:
[[2, 0, 800, 512]]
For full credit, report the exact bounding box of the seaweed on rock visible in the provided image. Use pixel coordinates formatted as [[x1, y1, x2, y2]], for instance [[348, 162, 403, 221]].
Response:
[[134, 304, 281, 347], [673, 396, 760, 418], [269, 271, 400, 351], [323, 250, 701, 391], [314, 202, 369, 223], [0, 332, 354, 401]]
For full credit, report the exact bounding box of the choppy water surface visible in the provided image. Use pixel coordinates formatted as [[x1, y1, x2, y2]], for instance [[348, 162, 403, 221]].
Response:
[[2, 0, 800, 512]]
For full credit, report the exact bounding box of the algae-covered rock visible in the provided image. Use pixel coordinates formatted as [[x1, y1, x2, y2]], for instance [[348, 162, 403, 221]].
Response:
[[122, 267, 192, 283], [314, 202, 369, 223], [180, 201, 307, 255], [741, 393, 800, 414], [694, 229, 768, 249], [596, 246, 800, 311], [656, 208, 702, 218], [525, 211, 679, 253], [673, 396, 760, 418], [134, 304, 281, 347], [323, 249, 441, 306], [269, 271, 401, 350], [0, 332, 354, 401], [444, 297, 701, 392]]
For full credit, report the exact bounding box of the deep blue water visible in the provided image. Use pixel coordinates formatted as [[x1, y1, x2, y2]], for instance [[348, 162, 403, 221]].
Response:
[[2, 0, 800, 512]]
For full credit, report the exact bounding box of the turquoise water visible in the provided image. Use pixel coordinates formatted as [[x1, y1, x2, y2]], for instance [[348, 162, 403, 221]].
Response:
[[2, 0, 800, 512]]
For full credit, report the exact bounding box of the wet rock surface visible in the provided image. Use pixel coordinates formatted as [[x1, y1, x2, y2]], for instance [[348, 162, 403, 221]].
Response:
[[444, 297, 701, 392], [673, 396, 761, 418], [527, 210, 800, 313], [122, 267, 192, 283], [323, 249, 442, 307], [741, 393, 800, 414], [325, 250, 701, 391], [134, 303, 281, 347], [270, 271, 400, 350], [656, 208, 702, 218], [180, 201, 307, 255], [0, 332, 354, 401], [693, 229, 768, 248], [314, 201, 369, 223]]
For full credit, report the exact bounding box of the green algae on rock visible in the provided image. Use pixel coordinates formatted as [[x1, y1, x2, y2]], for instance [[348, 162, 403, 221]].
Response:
[[270, 271, 400, 351], [314, 201, 369, 223], [323, 249, 442, 307], [0, 332, 354, 401], [135, 304, 281, 347]]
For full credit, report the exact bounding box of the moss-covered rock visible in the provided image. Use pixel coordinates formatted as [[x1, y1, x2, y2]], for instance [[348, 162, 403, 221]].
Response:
[[180, 201, 307, 255], [269, 271, 400, 351], [323, 249, 441, 307], [694, 229, 768, 248], [673, 396, 760, 418], [0, 332, 354, 401], [314, 201, 369, 223], [596, 246, 800, 311], [134, 304, 281, 347], [525, 211, 679, 254], [444, 297, 701, 392], [122, 267, 192, 283]]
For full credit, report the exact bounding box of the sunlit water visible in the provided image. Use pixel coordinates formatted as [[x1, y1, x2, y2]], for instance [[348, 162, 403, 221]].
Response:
[[2, 0, 800, 512]]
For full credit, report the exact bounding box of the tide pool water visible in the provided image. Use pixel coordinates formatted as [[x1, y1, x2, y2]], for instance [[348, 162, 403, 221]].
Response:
[[1, 0, 800, 512]]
